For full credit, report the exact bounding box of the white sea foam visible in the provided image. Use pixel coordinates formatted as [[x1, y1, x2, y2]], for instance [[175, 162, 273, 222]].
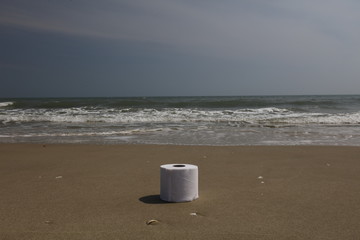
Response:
[[1, 107, 360, 125], [0, 102, 14, 107], [1, 104, 360, 145], [0, 127, 173, 138], [2, 96, 360, 145]]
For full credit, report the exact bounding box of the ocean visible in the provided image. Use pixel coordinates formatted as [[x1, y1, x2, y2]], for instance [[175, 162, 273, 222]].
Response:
[[1, 95, 360, 145]]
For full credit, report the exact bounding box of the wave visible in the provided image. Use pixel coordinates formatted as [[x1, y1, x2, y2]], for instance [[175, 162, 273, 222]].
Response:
[[0, 102, 14, 107], [5, 95, 358, 110], [1, 107, 360, 126], [11, 99, 101, 109], [7, 97, 262, 109], [0, 128, 167, 138]]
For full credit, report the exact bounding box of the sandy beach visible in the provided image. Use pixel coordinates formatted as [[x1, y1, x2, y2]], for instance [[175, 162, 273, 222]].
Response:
[[1, 144, 360, 239]]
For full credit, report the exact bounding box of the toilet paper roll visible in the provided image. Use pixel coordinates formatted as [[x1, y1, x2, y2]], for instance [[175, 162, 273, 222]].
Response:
[[160, 164, 199, 202]]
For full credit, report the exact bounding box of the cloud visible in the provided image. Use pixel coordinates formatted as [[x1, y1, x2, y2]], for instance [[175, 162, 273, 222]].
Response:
[[2, 0, 360, 65], [1, 1, 359, 51], [1, 0, 360, 96]]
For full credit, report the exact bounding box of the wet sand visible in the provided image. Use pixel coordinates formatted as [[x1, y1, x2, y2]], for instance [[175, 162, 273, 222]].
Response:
[[1, 144, 360, 239]]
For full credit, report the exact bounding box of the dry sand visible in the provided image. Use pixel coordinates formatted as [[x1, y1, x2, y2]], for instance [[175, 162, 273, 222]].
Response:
[[1, 144, 360, 239]]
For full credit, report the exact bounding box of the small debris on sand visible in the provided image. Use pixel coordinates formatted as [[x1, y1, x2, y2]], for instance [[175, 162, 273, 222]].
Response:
[[146, 219, 159, 225]]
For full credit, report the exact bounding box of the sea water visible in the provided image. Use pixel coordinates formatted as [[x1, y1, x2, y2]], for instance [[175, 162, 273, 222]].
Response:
[[1, 95, 360, 145]]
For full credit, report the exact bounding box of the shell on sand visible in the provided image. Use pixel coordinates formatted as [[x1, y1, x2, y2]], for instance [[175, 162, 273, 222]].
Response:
[[146, 219, 159, 225]]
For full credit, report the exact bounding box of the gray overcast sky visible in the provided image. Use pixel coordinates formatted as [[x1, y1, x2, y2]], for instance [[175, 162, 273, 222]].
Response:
[[1, 0, 360, 97]]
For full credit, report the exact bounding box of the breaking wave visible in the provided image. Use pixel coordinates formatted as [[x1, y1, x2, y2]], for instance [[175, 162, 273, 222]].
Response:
[[0, 102, 14, 107], [1, 107, 360, 126], [1, 95, 360, 145]]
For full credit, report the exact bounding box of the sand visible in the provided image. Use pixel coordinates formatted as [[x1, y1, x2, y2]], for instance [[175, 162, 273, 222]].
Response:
[[1, 144, 360, 239]]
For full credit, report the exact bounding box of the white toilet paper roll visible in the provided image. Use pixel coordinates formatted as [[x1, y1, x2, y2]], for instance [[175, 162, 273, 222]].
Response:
[[160, 164, 199, 203]]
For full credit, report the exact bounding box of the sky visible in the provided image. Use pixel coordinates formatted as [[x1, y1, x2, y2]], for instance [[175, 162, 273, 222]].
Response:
[[1, 0, 360, 97]]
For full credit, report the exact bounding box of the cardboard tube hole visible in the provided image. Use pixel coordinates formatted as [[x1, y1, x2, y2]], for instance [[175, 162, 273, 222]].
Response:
[[173, 164, 186, 167]]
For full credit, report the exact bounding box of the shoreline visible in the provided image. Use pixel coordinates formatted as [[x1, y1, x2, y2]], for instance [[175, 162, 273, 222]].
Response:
[[3, 141, 360, 146], [1, 144, 360, 239]]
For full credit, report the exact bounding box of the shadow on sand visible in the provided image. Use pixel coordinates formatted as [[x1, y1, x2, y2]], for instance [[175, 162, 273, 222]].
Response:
[[138, 195, 172, 204]]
